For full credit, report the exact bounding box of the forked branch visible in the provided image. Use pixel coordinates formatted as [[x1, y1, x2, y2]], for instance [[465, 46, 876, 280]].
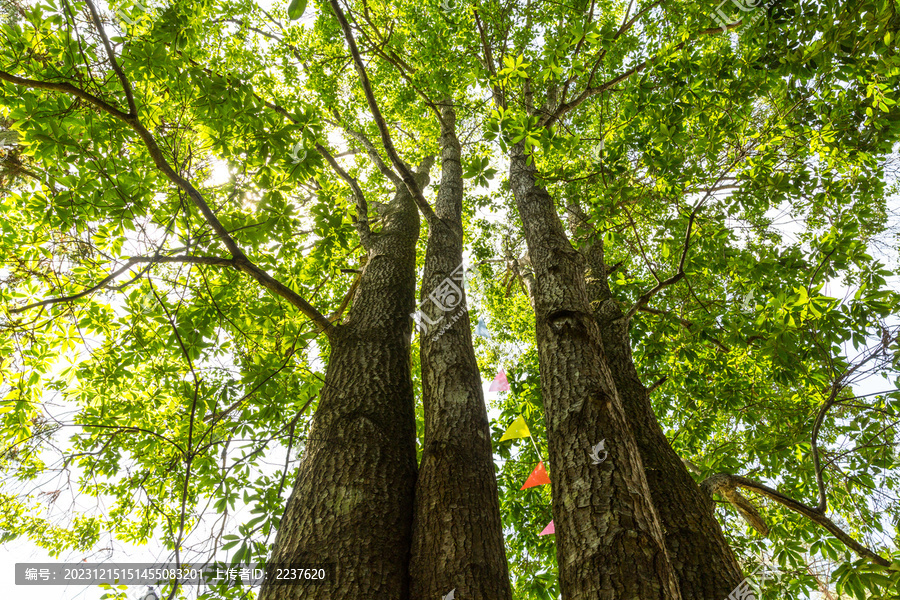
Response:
[[702, 473, 890, 567], [327, 0, 439, 227], [0, 45, 333, 336]]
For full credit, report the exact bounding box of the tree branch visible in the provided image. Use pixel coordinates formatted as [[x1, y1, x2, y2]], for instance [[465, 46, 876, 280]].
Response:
[[9, 260, 141, 314], [473, 8, 505, 109], [0, 72, 234, 259], [637, 306, 732, 353], [811, 384, 840, 514], [327, 0, 438, 227], [702, 473, 891, 567], [0, 70, 131, 121], [10, 254, 335, 335], [331, 112, 402, 186], [350, 12, 443, 123], [83, 0, 137, 116], [251, 97, 373, 247], [541, 21, 742, 128], [315, 142, 373, 248], [624, 164, 728, 325], [624, 271, 684, 324], [0, 69, 334, 336], [647, 376, 667, 394]]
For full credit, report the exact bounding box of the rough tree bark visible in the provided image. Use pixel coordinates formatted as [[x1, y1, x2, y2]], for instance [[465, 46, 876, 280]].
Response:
[[569, 207, 745, 599], [259, 167, 431, 600], [508, 142, 682, 600], [408, 103, 513, 600]]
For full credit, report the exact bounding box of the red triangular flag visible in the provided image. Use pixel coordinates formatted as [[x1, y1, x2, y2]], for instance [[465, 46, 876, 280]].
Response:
[[520, 461, 551, 490], [489, 370, 510, 392], [539, 520, 555, 536]]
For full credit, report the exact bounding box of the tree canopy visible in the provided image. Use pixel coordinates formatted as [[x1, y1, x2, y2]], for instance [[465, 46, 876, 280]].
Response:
[[1, 0, 899, 598]]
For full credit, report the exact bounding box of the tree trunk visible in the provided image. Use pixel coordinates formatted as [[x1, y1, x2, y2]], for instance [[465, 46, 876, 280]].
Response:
[[597, 311, 744, 598], [508, 142, 681, 600], [409, 105, 513, 600], [573, 210, 745, 599], [259, 170, 429, 600]]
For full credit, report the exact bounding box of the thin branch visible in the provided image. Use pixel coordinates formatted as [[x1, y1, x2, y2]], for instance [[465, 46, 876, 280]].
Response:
[[328, 261, 365, 324], [83, 0, 137, 116], [333, 114, 402, 186], [74, 423, 185, 457], [624, 271, 684, 324], [638, 306, 731, 353], [350, 13, 443, 123], [0, 70, 131, 121], [811, 384, 840, 514], [624, 138, 747, 325], [621, 203, 660, 281], [10, 253, 335, 335], [252, 97, 373, 246], [541, 21, 742, 128], [623, 195, 706, 322], [473, 9, 504, 108], [9, 260, 140, 313], [647, 376, 667, 393], [315, 142, 373, 248]]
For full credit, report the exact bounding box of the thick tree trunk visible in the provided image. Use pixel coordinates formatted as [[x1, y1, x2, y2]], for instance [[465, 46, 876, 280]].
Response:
[[572, 211, 745, 599], [409, 105, 513, 600], [508, 142, 681, 600], [593, 269, 744, 600], [260, 171, 428, 600]]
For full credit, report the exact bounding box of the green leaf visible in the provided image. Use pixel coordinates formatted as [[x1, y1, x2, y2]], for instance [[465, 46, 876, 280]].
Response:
[[288, 0, 307, 20]]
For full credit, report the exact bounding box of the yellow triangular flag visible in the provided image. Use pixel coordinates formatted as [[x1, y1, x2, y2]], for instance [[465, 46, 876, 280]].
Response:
[[499, 415, 531, 442]]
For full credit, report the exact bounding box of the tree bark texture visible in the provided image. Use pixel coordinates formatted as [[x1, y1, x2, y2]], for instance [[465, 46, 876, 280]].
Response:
[[596, 307, 743, 599], [260, 171, 429, 600], [409, 105, 513, 600], [508, 142, 682, 600], [575, 214, 745, 600]]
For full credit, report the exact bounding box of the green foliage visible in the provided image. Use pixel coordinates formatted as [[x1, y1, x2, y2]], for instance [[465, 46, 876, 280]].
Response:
[[0, 0, 898, 598]]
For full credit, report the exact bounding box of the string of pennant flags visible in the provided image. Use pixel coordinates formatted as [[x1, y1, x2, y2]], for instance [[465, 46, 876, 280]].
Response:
[[497, 414, 555, 536], [492, 370, 609, 538], [481, 308, 554, 535], [481, 315, 602, 536], [477, 313, 547, 526]]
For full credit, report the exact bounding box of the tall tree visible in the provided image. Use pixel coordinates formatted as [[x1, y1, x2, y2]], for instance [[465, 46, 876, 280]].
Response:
[[509, 139, 684, 599], [2, 1, 900, 600], [257, 159, 428, 599], [410, 101, 513, 600]]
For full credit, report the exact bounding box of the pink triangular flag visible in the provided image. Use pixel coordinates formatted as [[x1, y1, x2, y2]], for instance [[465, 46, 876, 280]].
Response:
[[520, 461, 551, 490], [489, 370, 510, 392], [539, 520, 555, 536]]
